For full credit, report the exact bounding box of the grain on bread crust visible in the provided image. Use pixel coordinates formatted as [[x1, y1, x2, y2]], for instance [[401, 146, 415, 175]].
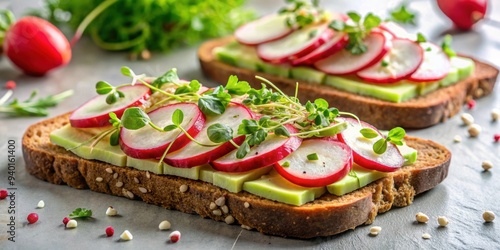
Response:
[[22, 113, 451, 238], [197, 36, 499, 130]]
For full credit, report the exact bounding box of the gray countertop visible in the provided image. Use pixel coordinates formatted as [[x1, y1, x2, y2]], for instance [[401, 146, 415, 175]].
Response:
[[1, 0, 499, 249]]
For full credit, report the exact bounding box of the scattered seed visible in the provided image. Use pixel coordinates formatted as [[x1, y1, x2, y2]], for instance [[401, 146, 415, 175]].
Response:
[[115, 181, 124, 188], [483, 211, 495, 222], [461, 113, 474, 125], [221, 205, 229, 214], [482, 161, 493, 171], [369, 226, 382, 236], [179, 184, 188, 193], [241, 225, 252, 230], [37, 200, 45, 208], [95, 177, 103, 182], [106, 206, 118, 216], [0, 189, 8, 199], [215, 196, 226, 207], [468, 124, 481, 137], [105, 226, 114, 237], [212, 209, 222, 216], [169, 230, 181, 243], [105, 168, 113, 174], [66, 219, 78, 228], [120, 230, 133, 241], [62, 217, 70, 225], [113, 173, 118, 179], [437, 216, 449, 227], [225, 215, 235, 224], [416, 212, 429, 223], [453, 135, 462, 143], [491, 108, 500, 121], [146, 171, 151, 179], [27, 213, 39, 224], [134, 177, 140, 184], [244, 202, 250, 208], [138, 187, 148, 193], [422, 233, 431, 239], [159, 220, 171, 230], [209, 202, 217, 210]]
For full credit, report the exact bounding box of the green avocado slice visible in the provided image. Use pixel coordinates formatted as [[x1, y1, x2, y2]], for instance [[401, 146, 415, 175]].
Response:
[[213, 166, 273, 193]]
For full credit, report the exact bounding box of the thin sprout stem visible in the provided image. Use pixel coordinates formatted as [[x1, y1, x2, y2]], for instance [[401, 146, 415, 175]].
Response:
[[177, 126, 220, 147], [255, 76, 299, 107], [0, 90, 13, 106]]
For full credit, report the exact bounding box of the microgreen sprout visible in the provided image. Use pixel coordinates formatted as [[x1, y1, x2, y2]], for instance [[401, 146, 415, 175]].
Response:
[[0, 88, 73, 117], [388, 2, 417, 25], [279, 0, 326, 29], [329, 12, 382, 55], [69, 208, 93, 219], [360, 127, 406, 154], [416, 33, 427, 43], [441, 34, 456, 58]]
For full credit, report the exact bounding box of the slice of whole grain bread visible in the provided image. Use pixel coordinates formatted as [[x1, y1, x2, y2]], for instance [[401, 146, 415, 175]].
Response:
[[198, 36, 498, 130], [22, 113, 451, 238]]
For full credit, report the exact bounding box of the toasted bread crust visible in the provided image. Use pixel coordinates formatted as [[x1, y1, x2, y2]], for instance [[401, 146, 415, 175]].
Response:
[[22, 113, 451, 238], [198, 36, 498, 130]]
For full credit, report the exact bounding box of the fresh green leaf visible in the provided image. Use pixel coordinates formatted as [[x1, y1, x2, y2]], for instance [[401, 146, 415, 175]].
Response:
[[152, 68, 179, 90], [238, 119, 259, 135], [121, 66, 134, 77], [313, 98, 328, 110], [387, 127, 405, 141], [105, 91, 120, 104], [236, 140, 250, 159], [247, 129, 267, 146], [381, 60, 389, 67], [163, 124, 178, 132], [329, 20, 345, 31], [441, 34, 456, 58], [198, 95, 226, 115], [389, 3, 416, 25], [175, 80, 201, 95], [121, 107, 150, 130], [95, 81, 114, 95], [207, 123, 233, 143], [274, 125, 291, 137], [225, 75, 250, 95], [110, 129, 120, 146], [0, 89, 73, 117], [373, 138, 387, 154], [281, 161, 290, 167], [347, 12, 361, 23], [307, 153, 319, 161], [69, 208, 93, 219], [360, 128, 379, 139], [416, 33, 427, 43], [171, 109, 184, 126], [363, 13, 382, 30]]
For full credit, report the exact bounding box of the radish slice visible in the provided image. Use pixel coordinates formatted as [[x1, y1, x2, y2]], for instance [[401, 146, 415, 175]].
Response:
[[314, 31, 390, 75], [235, 14, 294, 46], [337, 117, 404, 172], [274, 138, 352, 187], [257, 24, 334, 64], [164, 103, 255, 168], [408, 42, 451, 82], [120, 103, 205, 159], [379, 21, 414, 40], [356, 38, 424, 83], [211, 125, 302, 172], [70, 84, 151, 128], [291, 31, 349, 66]]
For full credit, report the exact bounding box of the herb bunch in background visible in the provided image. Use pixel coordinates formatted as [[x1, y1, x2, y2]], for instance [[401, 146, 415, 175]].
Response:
[[33, 0, 255, 56]]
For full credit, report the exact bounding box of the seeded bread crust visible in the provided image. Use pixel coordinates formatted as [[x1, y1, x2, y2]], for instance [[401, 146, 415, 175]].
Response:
[[198, 36, 499, 130], [22, 113, 451, 238]]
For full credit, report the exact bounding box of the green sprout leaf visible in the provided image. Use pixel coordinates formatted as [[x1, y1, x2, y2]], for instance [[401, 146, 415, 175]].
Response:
[[105, 91, 120, 104], [152, 68, 180, 90], [441, 34, 456, 58], [121, 107, 150, 130], [389, 3, 416, 25], [95, 81, 114, 95], [171, 109, 184, 126], [163, 124, 178, 132], [236, 140, 250, 159], [282, 161, 290, 167], [110, 129, 120, 146], [360, 128, 379, 139], [274, 125, 291, 137], [416, 33, 427, 43], [120, 66, 134, 77], [307, 153, 319, 161], [207, 123, 233, 143], [329, 12, 381, 55], [69, 208, 93, 219], [373, 138, 388, 154]]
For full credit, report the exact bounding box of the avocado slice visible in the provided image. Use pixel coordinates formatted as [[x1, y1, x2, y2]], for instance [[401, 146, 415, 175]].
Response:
[[214, 42, 262, 71], [50, 125, 127, 167], [260, 62, 290, 78], [417, 81, 440, 95], [290, 66, 326, 83], [126, 157, 163, 175], [451, 56, 475, 80], [327, 164, 387, 196], [213, 166, 272, 193], [243, 171, 325, 206], [163, 163, 202, 180], [439, 67, 459, 87], [199, 165, 216, 183], [325, 75, 418, 103]]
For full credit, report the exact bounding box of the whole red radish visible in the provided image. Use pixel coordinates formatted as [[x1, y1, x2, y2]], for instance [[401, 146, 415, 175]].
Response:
[[3, 16, 71, 76], [437, 0, 488, 30]]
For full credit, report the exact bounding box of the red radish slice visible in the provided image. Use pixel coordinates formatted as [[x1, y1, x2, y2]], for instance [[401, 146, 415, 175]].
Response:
[[235, 14, 294, 46], [314, 31, 390, 75], [211, 125, 302, 172], [164, 103, 255, 168], [274, 138, 352, 187], [120, 103, 205, 159], [408, 42, 451, 82], [379, 22, 414, 40], [70, 84, 151, 128], [337, 117, 404, 172], [257, 24, 334, 64], [291, 31, 348, 66], [356, 38, 424, 83]]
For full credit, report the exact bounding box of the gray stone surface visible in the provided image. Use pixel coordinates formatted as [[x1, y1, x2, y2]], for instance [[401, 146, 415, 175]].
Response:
[[0, 0, 499, 249]]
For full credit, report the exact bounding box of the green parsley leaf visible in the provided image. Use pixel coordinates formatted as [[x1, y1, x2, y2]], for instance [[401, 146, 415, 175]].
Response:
[[331, 12, 382, 55], [121, 107, 150, 130], [95, 81, 114, 95], [389, 3, 416, 25], [207, 123, 233, 143], [363, 13, 382, 30], [175, 80, 201, 95], [225, 75, 251, 95], [69, 208, 93, 219]]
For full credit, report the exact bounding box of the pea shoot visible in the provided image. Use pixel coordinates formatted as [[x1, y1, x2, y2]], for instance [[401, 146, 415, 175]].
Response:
[[329, 12, 382, 55], [360, 127, 406, 154]]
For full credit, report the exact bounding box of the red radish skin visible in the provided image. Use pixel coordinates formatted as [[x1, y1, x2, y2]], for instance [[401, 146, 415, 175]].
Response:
[[356, 38, 424, 84], [120, 103, 206, 159], [337, 117, 404, 172], [257, 24, 334, 64], [408, 42, 451, 82], [235, 14, 294, 46], [164, 103, 255, 168], [274, 139, 352, 187], [291, 31, 349, 66], [211, 125, 302, 172], [3, 17, 71, 76], [437, 0, 487, 30], [70, 84, 151, 128], [314, 31, 391, 75]]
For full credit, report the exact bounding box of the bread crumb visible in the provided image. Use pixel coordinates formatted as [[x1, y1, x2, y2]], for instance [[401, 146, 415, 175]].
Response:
[[241, 225, 251, 230], [482, 161, 493, 171], [422, 233, 431, 239]]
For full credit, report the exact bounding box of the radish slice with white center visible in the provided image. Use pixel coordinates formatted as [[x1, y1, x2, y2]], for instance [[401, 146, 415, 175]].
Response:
[[164, 103, 255, 168], [336, 117, 404, 172], [356, 38, 424, 83], [235, 13, 294, 46], [379, 21, 414, 40], [70, 84, 151, 128], [314, 31, 390, 75], [257, 24, 334, 64], [274, 138, 352, 187], [291, 31, 349, 66], [120, 103, 205, 159], [211, 125, 302, 172], [408, 42, 451, 82]]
